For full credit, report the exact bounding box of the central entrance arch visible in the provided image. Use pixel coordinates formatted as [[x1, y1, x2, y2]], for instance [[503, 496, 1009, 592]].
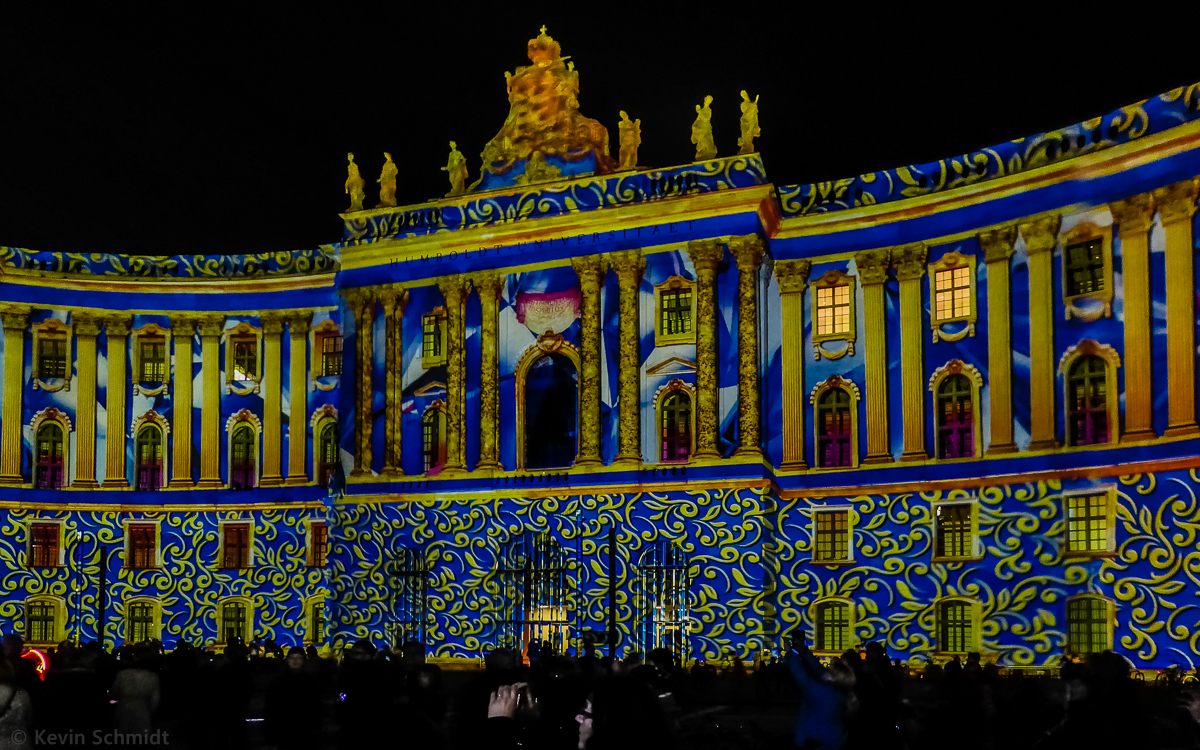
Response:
[[517, 339, 581, 471]]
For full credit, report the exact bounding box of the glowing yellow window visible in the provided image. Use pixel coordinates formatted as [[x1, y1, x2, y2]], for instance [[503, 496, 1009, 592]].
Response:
[[934, 266, 972, 322], [1066, 490, 1113, 554], [816, 285, 851, 337]]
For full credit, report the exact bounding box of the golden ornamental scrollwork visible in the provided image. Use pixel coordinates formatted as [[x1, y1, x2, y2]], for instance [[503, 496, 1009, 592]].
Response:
[[774, 259, 812, 295], [131, 409, 170, 438], [1151, 180, 1198, 223], [978, 225, 1018, 264], [1018, 214, 1061, 256]]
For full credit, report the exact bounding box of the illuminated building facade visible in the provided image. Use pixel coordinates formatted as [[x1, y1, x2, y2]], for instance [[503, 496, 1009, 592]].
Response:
[[3, 31, 1200, 668]]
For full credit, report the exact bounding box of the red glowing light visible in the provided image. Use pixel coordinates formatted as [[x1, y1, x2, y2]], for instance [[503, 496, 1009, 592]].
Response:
[[23, 649, 47, 680]]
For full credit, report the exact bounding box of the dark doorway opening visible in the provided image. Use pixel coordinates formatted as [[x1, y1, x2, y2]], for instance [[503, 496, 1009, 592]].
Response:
[[524, 353, 578, 469]]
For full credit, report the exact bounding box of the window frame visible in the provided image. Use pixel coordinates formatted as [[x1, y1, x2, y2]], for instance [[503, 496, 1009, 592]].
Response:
[[1058, 340, 1121, 449], [306, 518, 329, 568], [810, 269, 857, 360], [421, 402, 448, 474], [24, 595, 67, 646], [130, 323, 173, 396], [225, 410, 261, 491], [303, 595, 326, 648], [810, 597, 855, 655], [27, 519, 65, 568], [810, 375, 861, 471], [310, 319, 343, 391], [1065, 594, 1114, 655], [124, 597, 162, 643], [928, 360, 984, 460], [123, 518, 162, 570], [218, 520, 254, 570], [223, 321, 263, 395], [218, 596, 255, 645], [1060, 222, 1114, 320], [811, 506, 854, 564], [935, 597, 981, 655], [928, 250, 978, 342], [931, 499, 982, 562], [132, 417, 167, 492], [653, 276, 698, 347], [33, 420, 67, 490], [421, 307, 448, 368], [1062, 486, 1117, 558], [314, 413, 339, 489], [654, 379, 695, 464], [31, 317, 73, 391]]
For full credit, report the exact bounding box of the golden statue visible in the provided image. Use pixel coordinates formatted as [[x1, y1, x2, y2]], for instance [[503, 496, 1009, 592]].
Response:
[[737, 91, 760, 155], [473, 27, 616, 187], [515, 150, 563, 186], [345, 152, 366, 212], [691, 95, 717, 162], [376, 152, 398, 208], [442, 141, 469, 197], [618, 111, 641, 171]]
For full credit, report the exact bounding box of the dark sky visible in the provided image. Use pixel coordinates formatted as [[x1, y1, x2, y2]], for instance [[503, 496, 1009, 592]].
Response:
[[3, 7, 1198, 257]]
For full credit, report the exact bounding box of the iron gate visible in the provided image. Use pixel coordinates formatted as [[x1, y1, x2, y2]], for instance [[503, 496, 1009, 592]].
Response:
[[635, 541, 690, 662], [497, 531, 571, 655], [388, 548, 428, 648]]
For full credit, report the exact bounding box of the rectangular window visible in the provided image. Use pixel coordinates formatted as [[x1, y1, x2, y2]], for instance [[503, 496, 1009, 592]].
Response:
[[1065, 239, 1105, 297], [422, 314, 443, 364], [321, 336, 343, 377], [128, 602, 155, 643], [309, 522, 328, 567], [311, 605, 326, 644], [816, 284, 851, 337], [659, 288, 693, 336], [935, 503, 974, 559], [127, 524, 156, 569], [27, 601, 56, 643], [816, 601, 850, 652], [140, 339, 166, 382], [939, 600, 972, 653], [30, 523, 60, 568], [38, 338, 67, 379], [222, 524, 251, 569], [232, 340, 257, 382], [1068, 598, 1108, 654], [813, 510, 850, 562], [1067, 492, 1110, 554], [222, 602, 247, 643], [934, 266, 972, 321]]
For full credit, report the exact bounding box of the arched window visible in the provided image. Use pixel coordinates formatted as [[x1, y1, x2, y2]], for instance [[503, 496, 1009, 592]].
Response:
[[126, 600, 159, 643], [421, 407, 446, 474], [25, 597, 62, 644], [1068, 355, 1109, 445], [498, 531, 570, 655], [660, 390, 692, 462], [523, 352, 579, 470], [815, 600, 851, 652], [35, 422, 65, 489], [1067, 596, 1111, 654], [135, 425, 163, 491], [817, 388, 853, 468], [936, 374, 974, 459], [317, 420, 338, 489], [230, 424, 256, 490], [220, 598, 252, 644], [635, 542, 690, 661]]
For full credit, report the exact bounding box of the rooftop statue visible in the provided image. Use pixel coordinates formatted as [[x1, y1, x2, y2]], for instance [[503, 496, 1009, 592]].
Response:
[[737, 91, 760, 155], [692, 95, 717, 162], [618, 111, 641, 171], [442, 141, 469, 197], [471, 27, 616, 191], [376, 152, 398, 208], [345, 153, 366, 212]]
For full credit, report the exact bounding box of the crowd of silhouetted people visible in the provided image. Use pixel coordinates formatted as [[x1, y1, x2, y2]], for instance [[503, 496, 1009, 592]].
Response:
[[6, 630, 1200, 749]]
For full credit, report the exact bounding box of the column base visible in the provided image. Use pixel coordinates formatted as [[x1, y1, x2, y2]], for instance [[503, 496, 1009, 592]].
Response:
[[285, 475, 309, 486], [100, 479, 129, 489], [440, 464, 469, 478], [692, 449, 722, 461], [899, 451, 927, 463], [862, 453, 893, 465], [731, 446, 763, 460], [612, 455, 641, 468], [573, 457, 604, 469], [72, 479, 100, 489], [168, 479, 195, 489], [985, 442, 1018, 456], [1121, 428, 1158, 443], [349, 469, 366, 478], [195, 479, 224, 490], [1165, 423, 1200, 439], [475, 459, 503, 471], [1028, 439, 1060, 451], [0, 476, 21, 486], [779, 460, 809, 472], [259, 475, 285, 487]]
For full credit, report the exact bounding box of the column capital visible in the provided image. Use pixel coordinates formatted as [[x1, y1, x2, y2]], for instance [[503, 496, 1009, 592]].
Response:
[[686, 238, 724, 273], [287, 311, 312, 335], [774, 259, 812, 294], [570, 254, 606, 294], [891, 243, 927, 281], [854, 249, 891, 285], [1110, 193, 1155, 234], [605, 248, 646, 283], [103, 315, 133, 337], [342, 287, 376, 310], [196, 315, 225, 337], [1019, 214, 1061, 256], [379, 285, 408, 315], [437, 275, 473, 306], [979, 225, 1018, 264], [729, 234, 765, 271], [0, 305, 31, 331], [170, 316, 197, 337], [74, 314, 101, 337], [261, 313, 286, 335], [1153, 179, 1199, 223], [470, 271, 505, 300]]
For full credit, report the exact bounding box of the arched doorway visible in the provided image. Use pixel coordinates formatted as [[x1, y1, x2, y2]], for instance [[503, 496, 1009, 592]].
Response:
[[523, 353, 578, 470]]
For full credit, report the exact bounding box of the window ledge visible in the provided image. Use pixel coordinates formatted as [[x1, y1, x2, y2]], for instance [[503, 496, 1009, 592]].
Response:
[[1063, 550, 1116, 560], [809, 558, 855, 567], [931, 555, 984, 564]]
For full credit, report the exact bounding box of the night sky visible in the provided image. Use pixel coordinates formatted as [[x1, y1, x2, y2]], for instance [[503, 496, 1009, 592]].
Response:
[[3, 8, 1198, 257]]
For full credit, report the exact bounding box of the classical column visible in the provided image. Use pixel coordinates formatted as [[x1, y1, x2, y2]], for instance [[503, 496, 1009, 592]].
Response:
[[856, 249, 892, 464], [686, 239, 725, 459], [348, 290, 376, 477], [259, 313, 285, 486], [102, 316, 132, 488], [1020, 215, 1061, 451], [474, 274, 504, 471], [1110, 194, 1156, 441], [169, 317, 196, 487], [1154, 179, 1200, 437], [894, 243, 928, 462], [0, 305, 30, 485], [571, 255, 606, 468], [286, 313, 311, 484], [730, 235, 765, 459], [438, 276, 471, 475], [196, 315, 225, 489], [979, 226, 1018, 454], [607, 250, 645, 466], [775, 260, 812, 470], [380, 288, 408, 475], [73, 315, 101, 488]]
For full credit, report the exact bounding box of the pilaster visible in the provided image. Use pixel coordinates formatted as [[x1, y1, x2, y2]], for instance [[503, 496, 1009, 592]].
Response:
[[346, 290, 376, 477], [196, 315, 225, 489], [437, 276, 472, 475], [286, 313, 312, 485], [730, 235, 764, 459], [169, 317, 196, 487], [775, 259, 811, 470], [571, 255, 606, 468], [1020, 214, 1061, 451], [0, 306, 30, 485], [473, 274, 504, 471], [1154, 179, 1200, 438], [259, 314, 285, 486], [73, 315, 101, 488], [101, 316, 132, 488], [1110, 194, 1156, 442], [380, 288, 408, 475], [856, 249, 892, 464], [979, 226, 1018, 454], [894, 243, 928, 462], [686, 239, 725, 459], [607, 250, 645, 466]]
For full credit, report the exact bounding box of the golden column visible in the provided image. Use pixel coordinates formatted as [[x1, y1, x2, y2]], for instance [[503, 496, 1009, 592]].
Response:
[[894, 243, 928, 462], [979, 226, 1018, 454], [474, 273, 504, 471], [856, 249, 893, 464], [259, 313, 285, 486], [1110, 194, 1156, 441], [1019, 215, 1061, 451], [380, 287, 408, 476], [606, 250, 645, 466], [438, 276, 472, 475], [102, 316, 132, 488], [687, 239, 725, 460], [169, 317, 196, 487], [286, 312, 311, 485], [347, 289, 376, 477], [196, 315, 225, 489], [73, 315, 101, 488], [775, 260, 812, 470], [570, 255, 606, 468], [1154, 179, 1200, 437], [730, 235, 765, 459], [0, 305, 30, 485]]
